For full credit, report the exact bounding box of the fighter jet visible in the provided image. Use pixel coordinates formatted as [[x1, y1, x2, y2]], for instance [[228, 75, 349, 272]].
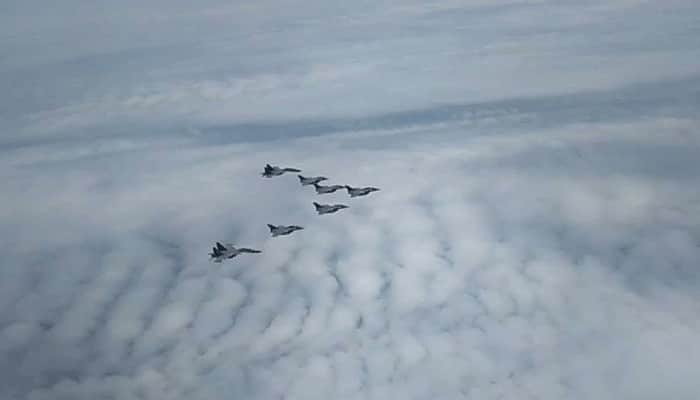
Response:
[[345, 185, 380, 197], [209, 242, 261, 263], [267, 224, 304, 237], [261, 164, 302, 178], [313, 202, 349, 215], [298, 175, 328, 186], [313, 182, 345, 194]]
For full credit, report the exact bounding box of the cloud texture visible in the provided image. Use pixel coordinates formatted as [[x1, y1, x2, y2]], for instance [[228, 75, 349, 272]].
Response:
[[1, 1, 700, 399]]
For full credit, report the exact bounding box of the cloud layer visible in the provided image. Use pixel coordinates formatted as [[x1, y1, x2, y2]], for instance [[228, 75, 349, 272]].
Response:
[[1, 1, 700, 399]]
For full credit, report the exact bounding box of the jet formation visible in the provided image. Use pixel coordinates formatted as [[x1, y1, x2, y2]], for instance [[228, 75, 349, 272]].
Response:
[[268, 224, 304, 237], [313, 202, 348, 215], [345, 185, 380, 197], [209, 163, 380, 262], [261, 163, 301, 178], [209, 242, 262, 263], [298, 175, 328, 185], [313, 183, 345, 194]]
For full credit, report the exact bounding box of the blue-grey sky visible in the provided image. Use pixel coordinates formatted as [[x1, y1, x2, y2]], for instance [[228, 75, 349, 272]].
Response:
[[1, 1, 700, 399]]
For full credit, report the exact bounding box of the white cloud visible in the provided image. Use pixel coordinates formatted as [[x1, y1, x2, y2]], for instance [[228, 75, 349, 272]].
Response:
[[4, 0, 700, 144], [2, 1, 700, 399], [4, 112, 698, 399]]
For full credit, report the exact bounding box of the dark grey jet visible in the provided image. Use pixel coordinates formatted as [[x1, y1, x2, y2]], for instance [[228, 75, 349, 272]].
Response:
[[313, 202, 349, 215], [298, 175, 328, 186], [209, 242, 261, 263], [313, 183, 345, 194], [262, 164, 302, 178], [345, 185, 380, 197], [267, 224, 304, 237]]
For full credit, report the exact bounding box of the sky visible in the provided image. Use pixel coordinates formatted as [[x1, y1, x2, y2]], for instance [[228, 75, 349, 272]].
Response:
[[1, 0, 700, 399]]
